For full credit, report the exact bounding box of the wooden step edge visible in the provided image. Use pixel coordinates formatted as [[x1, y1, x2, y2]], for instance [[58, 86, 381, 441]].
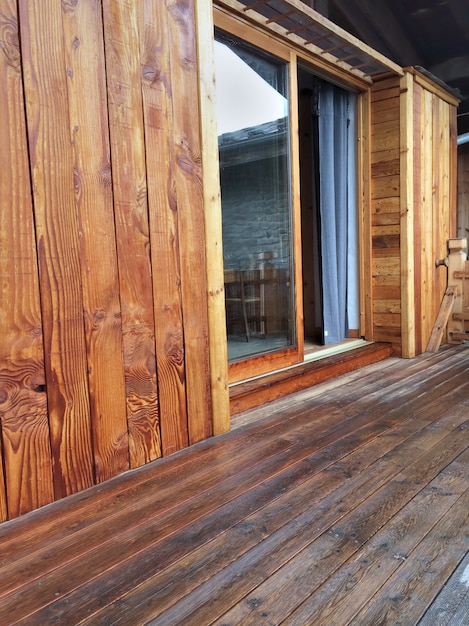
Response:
[[229, 342, 393, 415]]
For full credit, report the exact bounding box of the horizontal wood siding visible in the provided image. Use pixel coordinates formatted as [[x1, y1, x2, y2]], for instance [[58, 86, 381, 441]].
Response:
[[370, 78, 402, 355], [371, 71, 457, 357], [0, 0, 215, 521]]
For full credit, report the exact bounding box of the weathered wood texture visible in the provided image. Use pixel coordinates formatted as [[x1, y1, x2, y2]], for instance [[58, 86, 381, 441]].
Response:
[[0, 0, 216, 522], [370, 72, 458, 357], [0, 345, 467, 624], [370, 79, 402, 355]]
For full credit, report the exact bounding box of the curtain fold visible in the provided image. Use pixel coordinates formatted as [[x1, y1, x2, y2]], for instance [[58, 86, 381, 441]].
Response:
[[318, 82, 351, 344]]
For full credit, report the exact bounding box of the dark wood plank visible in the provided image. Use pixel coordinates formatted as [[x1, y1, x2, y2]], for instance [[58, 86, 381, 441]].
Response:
[[351, 486, 469, 625], [203, 416, 469, 626], [0, 345, 464, 564], [283, 451, 469, 624], [0, 347, 467, 625], [69, 409, 469, 625], [0, 0, 53, 519]]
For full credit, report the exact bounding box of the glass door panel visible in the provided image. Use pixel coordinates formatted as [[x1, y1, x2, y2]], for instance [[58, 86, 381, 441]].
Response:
[[215, 31, 295, 363]]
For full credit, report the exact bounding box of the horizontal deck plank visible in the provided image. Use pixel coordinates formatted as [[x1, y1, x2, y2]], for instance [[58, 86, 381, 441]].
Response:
[[0, 345, 468, 625]]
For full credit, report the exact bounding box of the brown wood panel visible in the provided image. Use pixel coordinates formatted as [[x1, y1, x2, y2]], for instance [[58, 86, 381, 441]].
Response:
[[370, 175, 400, 199], [370, 85, 400, 102], [138, 1, 188, 457], [371, 101, 399, 124], [62, 0, 129, 482], [432, 94, 442, 324], [371, 196, 400, 214], [102, 0, 162, 466], [371, 157, 400, 178], [166, 0, 212, 445], [19, 0, 94, 499], [0, 0, 53, 519], [413, 82, 423, 354]]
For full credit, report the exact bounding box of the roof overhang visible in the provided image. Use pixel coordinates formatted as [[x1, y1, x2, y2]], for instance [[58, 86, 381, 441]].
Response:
[[214, 0, 404, 83]]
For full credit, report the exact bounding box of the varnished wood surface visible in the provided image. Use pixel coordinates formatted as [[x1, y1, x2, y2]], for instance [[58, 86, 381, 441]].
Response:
[[0, 344, 467, 624], [0, 0, 219, 521]]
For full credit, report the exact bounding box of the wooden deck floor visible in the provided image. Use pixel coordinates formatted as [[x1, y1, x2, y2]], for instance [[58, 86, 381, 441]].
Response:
[[0, 345, 468, 625]]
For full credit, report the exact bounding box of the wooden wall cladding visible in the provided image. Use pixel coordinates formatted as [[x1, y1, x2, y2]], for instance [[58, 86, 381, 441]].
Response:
[[370, 78, 402, 355], [411, 78, 457, 355], [0, 0, 212, 521], [370, 72, 458, 358]]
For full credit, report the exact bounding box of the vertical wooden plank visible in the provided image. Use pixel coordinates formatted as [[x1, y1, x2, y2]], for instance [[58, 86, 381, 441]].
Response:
[[102, 0, 162, 466], [194, 0, 230, 436], [399, 72, 415, 358], [432, 94, 441, 326], [0, 0, 54, 519], [19, 0, 94, 499], [358, 90, 373, 341], [438, 101, 451, 312], [140, 1, 188, 455], [449, 105, 458, 238], [61, 0, 129, 481], [289, 50, 305, 362], [413, 82, 423, 354], [420, 88, 434, 349], [167, 0, 212, 445]]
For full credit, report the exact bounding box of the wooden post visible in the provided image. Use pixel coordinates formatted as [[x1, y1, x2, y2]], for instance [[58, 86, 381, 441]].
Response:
[[447, 238, 467, 343]]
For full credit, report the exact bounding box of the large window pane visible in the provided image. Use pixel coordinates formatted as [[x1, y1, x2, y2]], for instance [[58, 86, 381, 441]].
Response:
[[215, 31, 295, 362]]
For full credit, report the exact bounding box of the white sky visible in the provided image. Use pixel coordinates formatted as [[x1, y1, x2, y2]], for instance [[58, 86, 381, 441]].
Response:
[[214, 41, 288, 136]]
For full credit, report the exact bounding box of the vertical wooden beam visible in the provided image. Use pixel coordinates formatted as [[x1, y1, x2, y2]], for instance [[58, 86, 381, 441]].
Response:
[[420, 89, 434, 349], [400, 71, 415, 357], [61, 0, 129, 482], [289, 50, 304, 361], [358, 89, 373, 341], [449, 105, 459, 238], [194, 0, 230, 435], [432, 94, 441, 330], [139, 1, 188, 456], [447, 238, 467, 342], [167, 0, 212, 445], [19, 0, 95, 499], [413, 81, 423, 354], [102, 0, 162, 466], [0, 0, 54, 519]]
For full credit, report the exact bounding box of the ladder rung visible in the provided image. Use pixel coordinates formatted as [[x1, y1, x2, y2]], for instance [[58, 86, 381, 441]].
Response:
[[449, 331, 469, 341], [452, 312, 469, 321]]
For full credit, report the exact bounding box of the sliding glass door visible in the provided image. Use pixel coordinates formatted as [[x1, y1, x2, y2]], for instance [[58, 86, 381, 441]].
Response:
[[215, 31, 296, 363]]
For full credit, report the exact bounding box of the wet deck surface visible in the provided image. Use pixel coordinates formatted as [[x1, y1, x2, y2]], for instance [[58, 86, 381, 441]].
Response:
[[0, 344, 468, 624]]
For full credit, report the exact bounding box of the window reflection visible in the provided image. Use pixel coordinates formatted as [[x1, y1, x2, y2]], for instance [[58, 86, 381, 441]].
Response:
[[215, 32, 295, 362]]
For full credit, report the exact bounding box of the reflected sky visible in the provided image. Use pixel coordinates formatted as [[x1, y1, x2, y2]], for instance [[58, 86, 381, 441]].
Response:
[[214, 41, 288, 136]]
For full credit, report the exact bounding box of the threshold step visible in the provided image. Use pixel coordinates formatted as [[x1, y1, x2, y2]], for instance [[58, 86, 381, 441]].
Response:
[[230, 342, 393, 415]]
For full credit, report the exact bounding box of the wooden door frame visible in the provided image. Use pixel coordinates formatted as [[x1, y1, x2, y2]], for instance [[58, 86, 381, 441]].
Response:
[[212, 5, 372, 385]]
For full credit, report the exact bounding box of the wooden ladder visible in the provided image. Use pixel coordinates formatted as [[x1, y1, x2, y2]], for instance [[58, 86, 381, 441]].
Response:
[[427, 238, 469, 352]]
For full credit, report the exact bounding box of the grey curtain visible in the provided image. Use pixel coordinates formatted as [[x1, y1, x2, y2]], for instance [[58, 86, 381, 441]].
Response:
[[318, 83, 356, 344]]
